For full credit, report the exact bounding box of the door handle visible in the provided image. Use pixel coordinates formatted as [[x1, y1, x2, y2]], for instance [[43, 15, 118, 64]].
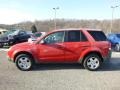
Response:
[[81, 45, 89, 47]]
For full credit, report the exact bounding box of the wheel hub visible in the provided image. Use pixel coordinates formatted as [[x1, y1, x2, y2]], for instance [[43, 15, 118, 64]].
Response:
[[87, 57, 99, 69], [18, 57, 31, 70]]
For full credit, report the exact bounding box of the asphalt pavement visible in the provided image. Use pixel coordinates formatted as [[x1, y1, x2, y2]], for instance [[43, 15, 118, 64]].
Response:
[[0, 49, 120, 90]]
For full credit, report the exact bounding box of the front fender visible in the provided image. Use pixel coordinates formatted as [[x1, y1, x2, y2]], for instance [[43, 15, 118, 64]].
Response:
[[12, 48, 38, 62]]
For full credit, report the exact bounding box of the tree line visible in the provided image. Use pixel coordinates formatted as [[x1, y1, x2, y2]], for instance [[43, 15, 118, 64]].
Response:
[[0, 19, 120, 34]]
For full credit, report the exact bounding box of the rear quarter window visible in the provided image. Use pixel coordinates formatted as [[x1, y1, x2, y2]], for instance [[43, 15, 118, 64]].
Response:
[[88, 31, 107, 41]]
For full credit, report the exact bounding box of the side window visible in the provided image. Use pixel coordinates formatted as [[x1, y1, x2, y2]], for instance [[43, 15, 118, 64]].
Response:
[[65, 30, 88, 42], [19, 31, 26, 35], [68, 31, 80, 42], [35, 33, 42, 37], [44, 31, 64, 44]]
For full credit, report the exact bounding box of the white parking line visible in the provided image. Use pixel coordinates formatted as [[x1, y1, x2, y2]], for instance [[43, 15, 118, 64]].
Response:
[[0, 48, 9, 51], [112, 52, 120, 58]]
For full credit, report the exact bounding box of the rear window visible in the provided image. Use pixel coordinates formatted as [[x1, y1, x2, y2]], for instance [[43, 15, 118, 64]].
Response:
[[88, 31, 107, 41]]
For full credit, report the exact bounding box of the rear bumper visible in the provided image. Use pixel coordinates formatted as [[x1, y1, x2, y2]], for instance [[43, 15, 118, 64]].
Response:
[[103, 50, 112, 61]]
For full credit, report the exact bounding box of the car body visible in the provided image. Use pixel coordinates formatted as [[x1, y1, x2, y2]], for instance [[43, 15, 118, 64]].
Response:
[[107, 33, 120, 51], [7, 28, 111, 71], [28, 32, 46, 42], [0, 29, 30, 47]]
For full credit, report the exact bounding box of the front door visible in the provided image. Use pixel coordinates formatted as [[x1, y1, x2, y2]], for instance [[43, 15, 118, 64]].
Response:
[[37, 31, 65, 63]]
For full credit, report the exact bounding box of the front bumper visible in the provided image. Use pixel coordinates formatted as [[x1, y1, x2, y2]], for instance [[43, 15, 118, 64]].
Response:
[[0, 41, 9, 46], [7, 55, 14, 62], [0, 39, 14, 46]]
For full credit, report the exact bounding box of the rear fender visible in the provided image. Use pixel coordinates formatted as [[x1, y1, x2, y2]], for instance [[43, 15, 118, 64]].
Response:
[[78, 48, 103, 63]]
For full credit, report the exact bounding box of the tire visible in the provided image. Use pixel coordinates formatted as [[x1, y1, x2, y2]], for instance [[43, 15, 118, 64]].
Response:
[[15, 54, 34, 71], [115, 44, 120, 52], [83, 54, 101, 71]]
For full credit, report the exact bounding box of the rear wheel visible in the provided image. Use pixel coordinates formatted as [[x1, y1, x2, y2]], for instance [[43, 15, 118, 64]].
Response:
[[83, 54, 101, 71], [15, 54, 34, 71]]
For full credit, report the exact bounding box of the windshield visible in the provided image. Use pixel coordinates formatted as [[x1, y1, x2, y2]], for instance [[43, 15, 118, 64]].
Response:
[[10, 30, 19, 35], [34, 33, 42, 37], [3, 30, 16, 36]]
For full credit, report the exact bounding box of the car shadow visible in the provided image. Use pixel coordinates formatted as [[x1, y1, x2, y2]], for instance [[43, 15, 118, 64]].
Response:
[[33, 63, 84, 71], [32, 57, 120, 71], [98, 57, 120, 71]]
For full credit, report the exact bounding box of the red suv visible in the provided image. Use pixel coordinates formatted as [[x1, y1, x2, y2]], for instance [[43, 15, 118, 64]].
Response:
[[7, 29, 111, 71]]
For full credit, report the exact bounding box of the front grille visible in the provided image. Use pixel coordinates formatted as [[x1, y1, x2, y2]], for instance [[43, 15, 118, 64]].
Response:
[[0, 37, 8, 42]]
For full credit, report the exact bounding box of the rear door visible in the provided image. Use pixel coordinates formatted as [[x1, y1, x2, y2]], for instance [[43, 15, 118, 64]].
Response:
[[64, 30, 91, 63]]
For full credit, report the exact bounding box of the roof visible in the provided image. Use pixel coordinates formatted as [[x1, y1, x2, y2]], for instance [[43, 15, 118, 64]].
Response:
[[52, 28, 102, 32]]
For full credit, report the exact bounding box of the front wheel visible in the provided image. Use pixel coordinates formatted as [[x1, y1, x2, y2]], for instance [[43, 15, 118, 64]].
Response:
[[15, 54, 34, 71], [83, 54, 101, 71]]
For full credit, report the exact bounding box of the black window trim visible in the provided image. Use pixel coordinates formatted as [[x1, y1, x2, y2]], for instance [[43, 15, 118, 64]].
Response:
[[80, 31, 88, 42]]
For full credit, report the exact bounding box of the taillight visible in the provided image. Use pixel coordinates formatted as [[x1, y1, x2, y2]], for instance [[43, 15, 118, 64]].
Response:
[[108, 42, 111, 50]]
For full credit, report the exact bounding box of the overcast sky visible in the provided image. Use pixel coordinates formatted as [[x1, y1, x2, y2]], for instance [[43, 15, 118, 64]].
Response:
[[0, 0, 120, 24]]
